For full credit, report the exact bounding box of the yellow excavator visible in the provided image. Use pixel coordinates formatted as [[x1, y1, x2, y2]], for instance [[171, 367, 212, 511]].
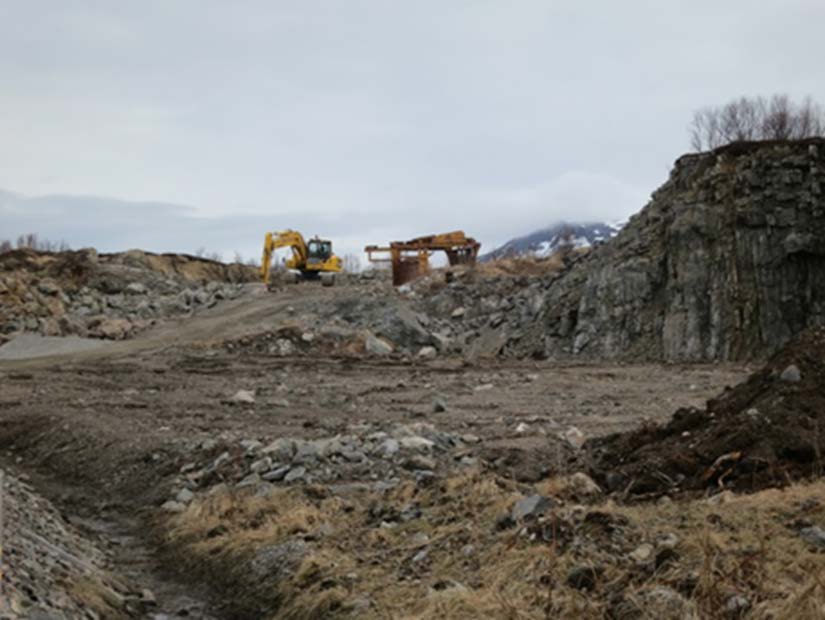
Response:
[[261, 230, 343, 287]]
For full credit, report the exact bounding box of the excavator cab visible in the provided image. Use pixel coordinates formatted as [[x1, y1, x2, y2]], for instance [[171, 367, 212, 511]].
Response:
[[307, 239, 332, 262]]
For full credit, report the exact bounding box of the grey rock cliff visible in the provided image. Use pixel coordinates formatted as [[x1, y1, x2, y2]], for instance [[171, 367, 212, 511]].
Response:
[[534, 140, 825, 361]]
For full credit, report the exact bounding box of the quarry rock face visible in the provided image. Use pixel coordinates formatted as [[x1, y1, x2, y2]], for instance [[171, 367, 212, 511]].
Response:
[[539, 139, 825, 361]]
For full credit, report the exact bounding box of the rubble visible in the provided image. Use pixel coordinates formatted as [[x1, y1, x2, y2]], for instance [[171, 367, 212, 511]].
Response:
[[0, 248, 253, 343], [0, 471, 139, 618], [167, 422, 481, 499]]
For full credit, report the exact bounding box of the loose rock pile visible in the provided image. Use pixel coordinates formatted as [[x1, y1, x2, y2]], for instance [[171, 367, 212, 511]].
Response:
[[164, 422, 483, 511], [0, 470, 142, 618], [0, 248, 254, 344]]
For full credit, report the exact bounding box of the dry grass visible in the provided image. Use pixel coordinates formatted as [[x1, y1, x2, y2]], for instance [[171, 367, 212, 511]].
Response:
[[162, 474, 825, 619], [475, 247, 591, 278], [67, 575, 130, 619]]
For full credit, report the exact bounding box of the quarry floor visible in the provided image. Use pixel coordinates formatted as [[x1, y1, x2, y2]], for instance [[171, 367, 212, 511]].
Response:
[[0, 286, 753, 618]]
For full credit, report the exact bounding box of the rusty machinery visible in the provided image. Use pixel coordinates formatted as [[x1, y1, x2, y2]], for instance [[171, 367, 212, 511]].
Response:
[[364, 231, 480, 286]]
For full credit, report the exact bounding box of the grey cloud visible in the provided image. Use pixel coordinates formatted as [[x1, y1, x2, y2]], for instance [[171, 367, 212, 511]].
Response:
[[1, 1, 823, 254]]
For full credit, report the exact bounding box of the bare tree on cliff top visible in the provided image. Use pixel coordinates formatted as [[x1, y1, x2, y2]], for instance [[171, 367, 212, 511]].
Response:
[[690, 95, 825, 151]]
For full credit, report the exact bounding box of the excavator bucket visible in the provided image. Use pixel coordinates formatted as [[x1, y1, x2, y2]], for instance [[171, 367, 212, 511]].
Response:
[[365, 231, 480, 286]]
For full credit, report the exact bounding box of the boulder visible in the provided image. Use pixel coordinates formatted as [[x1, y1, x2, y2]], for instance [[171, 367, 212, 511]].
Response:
[[511, 494, 554, 521], [417, 346, 437, 360], [365, 333, 394, 356], [780, 364, 802, 382], [230, 390, 256, 404]]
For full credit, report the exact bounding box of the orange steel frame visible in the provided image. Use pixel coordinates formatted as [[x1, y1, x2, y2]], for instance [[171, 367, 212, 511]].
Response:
[[365, 231, 480, 286]]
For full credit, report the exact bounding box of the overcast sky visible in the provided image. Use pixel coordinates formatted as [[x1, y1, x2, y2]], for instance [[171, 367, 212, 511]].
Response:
[[1, 1, 823, 261]]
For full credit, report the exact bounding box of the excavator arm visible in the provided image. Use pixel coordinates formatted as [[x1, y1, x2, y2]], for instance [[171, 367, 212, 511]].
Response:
[[260, 230, 309, 284]]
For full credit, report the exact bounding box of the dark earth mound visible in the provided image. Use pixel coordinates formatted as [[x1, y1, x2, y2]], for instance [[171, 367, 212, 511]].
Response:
[[588, 327, 825, 497]]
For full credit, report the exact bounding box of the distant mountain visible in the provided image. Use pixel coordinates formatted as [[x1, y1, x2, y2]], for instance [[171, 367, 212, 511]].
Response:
[[481, 221, 625, 262]]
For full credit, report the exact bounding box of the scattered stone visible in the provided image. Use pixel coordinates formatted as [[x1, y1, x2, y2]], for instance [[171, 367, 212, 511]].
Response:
[[212, 451, 231, 470], [175, 488, 195, 504], [400, 436, 435, 451], [512, 494, 554, 521], [365, 333, 394, 356], [125, 282, 148, 295], [432, 396, 447, 413], [230, 389, 256, 404], [564, 426, 586, 450], [161, 500, 186, 514], [706, 490, 735, 506], [262, 438, 296, 461], [451, 307, 466, 319], [725, 595, 750, 616], [412, 549, 429, 563], [657, 533, 680, 550], [200, 438, 219, 451], [274, 338, 295, 355], [284, 466, 307, 483], [250, 457, 273, 474], [293, 440, 323, 463], [250, 540, 308, 580], [629, 543, 654, 565], [780, 364, 802, 383], [515, 422, 529, 433], [800, 526, 825, 549], [237, 473, 261, 488], [240, 439, 262, 453], [263, 466, 291, 482], [380, 438, 400, 457], [140, 588, 157, 606], [474, 383, 494, 392], [417, 346, 437, 360]]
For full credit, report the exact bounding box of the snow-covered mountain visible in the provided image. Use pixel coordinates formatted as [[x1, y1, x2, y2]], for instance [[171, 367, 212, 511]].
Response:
[[481, 221, 625, 262]]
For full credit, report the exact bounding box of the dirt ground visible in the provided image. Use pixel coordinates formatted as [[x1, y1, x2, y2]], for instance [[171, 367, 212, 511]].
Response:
[[0, 282, 767, 618]]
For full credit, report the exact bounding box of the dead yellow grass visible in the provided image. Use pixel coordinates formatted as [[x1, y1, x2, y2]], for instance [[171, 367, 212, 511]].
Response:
[[162, 474, 825, 619], [67, 575, 129, 620]]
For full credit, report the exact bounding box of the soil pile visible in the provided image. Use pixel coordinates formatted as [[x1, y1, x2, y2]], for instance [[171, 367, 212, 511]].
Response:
[[588, 328, 825, 497]]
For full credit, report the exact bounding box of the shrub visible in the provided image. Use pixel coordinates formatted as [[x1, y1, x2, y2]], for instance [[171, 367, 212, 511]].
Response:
[[690, 95, 825, 151]]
